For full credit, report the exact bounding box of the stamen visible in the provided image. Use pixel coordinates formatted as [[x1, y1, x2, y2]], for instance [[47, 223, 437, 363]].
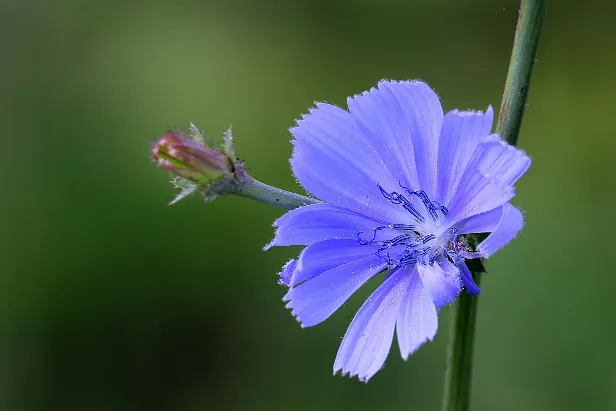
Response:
[[357, 230, 377, 245], [357, 224, 393, 245], [398, 181, 449, 220], [389, 234, 414, 245], [421, 234, 436, 244], [377, 184, 425, 222], [391, 223, 416, 230], [428, 253, 440, 265]]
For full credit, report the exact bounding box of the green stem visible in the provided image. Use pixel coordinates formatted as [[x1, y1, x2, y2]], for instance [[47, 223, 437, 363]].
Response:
[[234, 176, 319, 210], [442, 276, 481, 411], [497, 0, 546, 145], [441, 2, 545, 411]]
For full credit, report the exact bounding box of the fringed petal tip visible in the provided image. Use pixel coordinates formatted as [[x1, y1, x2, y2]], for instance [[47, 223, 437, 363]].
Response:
[[281, 283, 305, 326], [278, 259, 297, 287], [263, 237, 277, 251], [283, 302, 308, 328], [447, 105, 494, 118], [262, 217, 290, 251], [289, 102, 346, 134], [262, 222, 286, 250], [283, 296, 323, 329], [333, 367, 377, 383], [400, 335, 436, 362], [348, 79, 437, 102], [263, 214, 287, 251], [378, 78, 434, 89]]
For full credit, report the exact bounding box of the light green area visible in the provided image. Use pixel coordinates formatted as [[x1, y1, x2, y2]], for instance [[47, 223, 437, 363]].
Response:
[[1, 1, 615, 410]]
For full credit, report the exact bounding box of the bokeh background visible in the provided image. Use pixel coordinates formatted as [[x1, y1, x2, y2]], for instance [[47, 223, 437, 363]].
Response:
[[1, 0, 614, 410]]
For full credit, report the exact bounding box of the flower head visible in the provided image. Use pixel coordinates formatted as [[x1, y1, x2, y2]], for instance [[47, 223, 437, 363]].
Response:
[[266, 80, 530, 381]]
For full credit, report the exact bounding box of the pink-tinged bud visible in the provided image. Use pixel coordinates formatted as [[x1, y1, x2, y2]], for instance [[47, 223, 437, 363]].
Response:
[[152, 131, 238, 186]]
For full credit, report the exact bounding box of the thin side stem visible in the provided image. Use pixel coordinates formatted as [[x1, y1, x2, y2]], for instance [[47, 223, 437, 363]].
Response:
[[441, 2, 545, 411], [234, 176, 319, 210]]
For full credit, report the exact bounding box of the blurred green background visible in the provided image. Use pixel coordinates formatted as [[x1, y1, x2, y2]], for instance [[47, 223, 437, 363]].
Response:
[[1, 0, 615, 410]]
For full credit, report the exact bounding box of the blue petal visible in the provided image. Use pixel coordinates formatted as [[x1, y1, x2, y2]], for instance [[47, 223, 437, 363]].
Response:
[[444, 171, 514, 227], [334, 267, 410, 382], [456, 205, 503, 234], [283, 256, 386, 328], [475, 135, 531, 187], [396, 266, 438, 360], [476, 203, 524, 257], [291, 103, 407, 223], [265, 203, 382, 250], [416, 260, 461, 309], [383, 81, 443, 198], [278, 259, 296, 286], [437, 107, 494, 206], [347, 80, 444, 199], [444, 135, 530, 225], [457, 262, 481, 296], [290, 239, 380, 287]]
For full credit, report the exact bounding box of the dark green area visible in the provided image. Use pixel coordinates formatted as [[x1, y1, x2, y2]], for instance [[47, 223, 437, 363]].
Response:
[[1, 1, 615, 410]]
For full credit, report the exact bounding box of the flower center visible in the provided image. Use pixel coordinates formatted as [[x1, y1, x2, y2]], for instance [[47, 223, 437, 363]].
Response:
[[357, 184, 466, 268]]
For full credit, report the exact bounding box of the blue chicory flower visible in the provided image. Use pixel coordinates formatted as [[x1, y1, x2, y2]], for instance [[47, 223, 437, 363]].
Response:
[[266, 80, 530, 381]]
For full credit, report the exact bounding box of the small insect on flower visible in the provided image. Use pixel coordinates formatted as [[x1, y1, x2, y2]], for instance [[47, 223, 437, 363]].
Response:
[[266, 80, 530, 382]]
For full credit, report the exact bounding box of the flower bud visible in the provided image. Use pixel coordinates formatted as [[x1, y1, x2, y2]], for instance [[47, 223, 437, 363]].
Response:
[[152, 131, 235, 186], [152, 126, 247, 205]]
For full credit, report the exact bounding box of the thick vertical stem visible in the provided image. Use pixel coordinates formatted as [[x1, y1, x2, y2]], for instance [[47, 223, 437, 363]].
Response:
[[441, 2, 545, 411], [497, 0, 546, 145], [441, 277, 481, 411]]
